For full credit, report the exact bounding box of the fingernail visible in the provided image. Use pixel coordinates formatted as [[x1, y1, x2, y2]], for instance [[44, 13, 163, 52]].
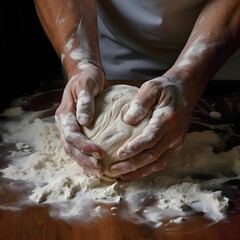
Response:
[[118, 152, 127, 160], [89, 156, 99, 167], [93, 169, 103, 178], [110, 169, 121, 177], [92, 152, 101, 159], [78, 116, 91, 125]]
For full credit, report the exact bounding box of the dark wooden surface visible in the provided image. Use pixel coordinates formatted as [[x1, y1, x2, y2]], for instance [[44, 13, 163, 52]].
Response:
[[0, 197, 240, 240]]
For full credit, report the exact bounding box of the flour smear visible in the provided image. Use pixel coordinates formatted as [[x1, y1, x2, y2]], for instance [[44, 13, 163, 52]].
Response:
[[0, 110, 240, 228]]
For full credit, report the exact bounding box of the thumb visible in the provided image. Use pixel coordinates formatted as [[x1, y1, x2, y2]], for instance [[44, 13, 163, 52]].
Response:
[[76, 90, 95, 126], [123, 100, 148, 125]]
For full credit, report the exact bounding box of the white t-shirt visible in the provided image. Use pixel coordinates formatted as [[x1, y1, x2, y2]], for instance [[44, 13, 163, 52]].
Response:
[[97, 0, 240, 80]]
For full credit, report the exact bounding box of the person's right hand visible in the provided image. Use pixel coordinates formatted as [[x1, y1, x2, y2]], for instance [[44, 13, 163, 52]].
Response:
[[55, 63, 107, 178]]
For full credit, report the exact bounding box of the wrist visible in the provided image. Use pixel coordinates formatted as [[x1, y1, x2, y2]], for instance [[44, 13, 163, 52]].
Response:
[[163, 67, 208, 110], [63, 58, 105, 81]]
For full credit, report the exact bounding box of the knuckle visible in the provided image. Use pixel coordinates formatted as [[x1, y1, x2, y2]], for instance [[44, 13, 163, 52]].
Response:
[[165, 111, 178, 122], [64, 133, 76, 144]]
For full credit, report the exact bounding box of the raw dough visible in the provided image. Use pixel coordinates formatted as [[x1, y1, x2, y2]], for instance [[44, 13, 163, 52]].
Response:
[[82, 84, 151, 178]]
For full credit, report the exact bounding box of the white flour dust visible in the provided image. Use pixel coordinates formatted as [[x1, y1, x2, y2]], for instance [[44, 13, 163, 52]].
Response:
[[0, 112, 240, 227]]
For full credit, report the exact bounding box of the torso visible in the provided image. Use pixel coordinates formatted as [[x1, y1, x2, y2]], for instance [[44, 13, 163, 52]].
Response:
[[97, 0, 206, 59], [97, 0, 240, 80]]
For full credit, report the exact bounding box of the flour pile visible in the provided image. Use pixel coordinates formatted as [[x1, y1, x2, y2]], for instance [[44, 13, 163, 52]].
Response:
[[1, 112, 240, 227]]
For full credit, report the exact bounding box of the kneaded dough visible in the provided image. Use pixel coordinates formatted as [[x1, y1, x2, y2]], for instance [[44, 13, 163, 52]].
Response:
[[82, 84, 151, 178]]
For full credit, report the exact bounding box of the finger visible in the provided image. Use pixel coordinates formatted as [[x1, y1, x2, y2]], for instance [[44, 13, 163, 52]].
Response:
[[76, 90, 95, 126], [112, 129, 184, 177], [68, 144, 103, 178], [117, 129, 166, 160], [123, 100, 149, 125], [118, 110, 169, 160], [123, 82, 157, 125], [121, 148, 175, 181], [64, 130, 104, 159], [55, 116, 70, 149], [56, 112, 104, 158], [112, 132, 174, 176], [118, 102, 182, 160], [83, 167, 102, 178], [110, 149, 164, 177]]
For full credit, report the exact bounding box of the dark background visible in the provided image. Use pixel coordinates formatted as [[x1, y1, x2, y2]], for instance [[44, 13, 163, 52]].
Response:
[[1, 1, 64, 112]]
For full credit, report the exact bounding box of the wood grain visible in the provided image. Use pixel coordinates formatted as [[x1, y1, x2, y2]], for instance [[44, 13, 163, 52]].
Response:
[[1, 202, 240, 240]]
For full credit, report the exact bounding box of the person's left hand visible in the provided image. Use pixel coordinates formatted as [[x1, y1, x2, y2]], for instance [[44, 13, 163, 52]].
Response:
[[109, 77, 192, 181]]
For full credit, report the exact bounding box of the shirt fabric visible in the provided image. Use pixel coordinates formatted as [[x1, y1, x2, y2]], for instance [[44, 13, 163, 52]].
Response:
[[97, 0, 240, 80]]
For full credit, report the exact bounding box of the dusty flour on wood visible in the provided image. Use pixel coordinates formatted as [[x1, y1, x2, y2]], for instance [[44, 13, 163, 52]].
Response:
[[1, 85, 240, 227]]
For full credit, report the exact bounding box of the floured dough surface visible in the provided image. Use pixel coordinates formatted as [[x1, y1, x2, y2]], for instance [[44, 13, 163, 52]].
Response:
[[82, 84, 151, 178]]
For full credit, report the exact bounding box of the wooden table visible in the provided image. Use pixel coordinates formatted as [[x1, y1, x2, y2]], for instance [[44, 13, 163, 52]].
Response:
[[1, 80, 240, 240], [0, 180, 240, 240]]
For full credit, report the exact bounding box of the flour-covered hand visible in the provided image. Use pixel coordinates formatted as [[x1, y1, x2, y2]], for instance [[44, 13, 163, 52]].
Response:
[[55, 63, 107, 177], [109, 77, 192, 181]]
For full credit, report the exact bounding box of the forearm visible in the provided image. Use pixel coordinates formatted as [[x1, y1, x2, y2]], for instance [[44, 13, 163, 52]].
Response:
[[34, 0, 102, 79], [164, 0, 240, 108]]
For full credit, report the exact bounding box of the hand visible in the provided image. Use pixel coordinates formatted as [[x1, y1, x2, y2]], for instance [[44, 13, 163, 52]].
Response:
[[109, 77, 192, 181], [55, 63, 107, 178]]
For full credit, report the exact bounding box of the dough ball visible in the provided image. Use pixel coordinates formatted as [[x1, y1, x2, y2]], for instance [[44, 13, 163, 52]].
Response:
[[82, 84, 151, 178]]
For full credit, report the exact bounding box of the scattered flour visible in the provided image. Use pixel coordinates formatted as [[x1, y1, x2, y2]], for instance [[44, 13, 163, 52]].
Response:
[[1, 115, 240, 227], [0, 106, 24, 118], [0, 84, 240, 227]]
